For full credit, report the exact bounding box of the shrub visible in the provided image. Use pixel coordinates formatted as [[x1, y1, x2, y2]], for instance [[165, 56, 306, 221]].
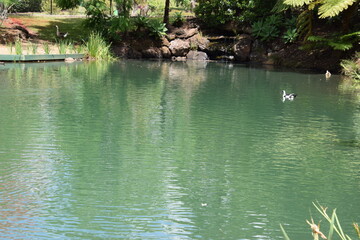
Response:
[[252, 15, 282, 42], [341, 52, 360, 82]]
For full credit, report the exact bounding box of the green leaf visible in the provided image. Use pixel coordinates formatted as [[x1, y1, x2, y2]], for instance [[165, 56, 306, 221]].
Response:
[[328, 209, 335, 240], [280, 224, 291, 240], [318, 0, 357, 18]]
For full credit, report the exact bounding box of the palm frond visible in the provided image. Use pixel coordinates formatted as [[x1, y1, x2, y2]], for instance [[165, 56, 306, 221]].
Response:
[[283, 0, 314, 7], [318, 0, 358, 18]]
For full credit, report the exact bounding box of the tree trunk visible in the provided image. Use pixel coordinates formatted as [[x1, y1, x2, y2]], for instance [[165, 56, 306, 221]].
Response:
[[163, 0, 170, 27]]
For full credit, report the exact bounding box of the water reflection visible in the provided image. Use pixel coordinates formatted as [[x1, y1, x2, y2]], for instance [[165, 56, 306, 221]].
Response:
[[0, 61, 359, 239]]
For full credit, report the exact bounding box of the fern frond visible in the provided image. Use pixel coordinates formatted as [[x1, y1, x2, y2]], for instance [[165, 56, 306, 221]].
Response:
[[307, 35, 326, 41], [283, 0, 314, 7], [297, 9, 313, 40], [318, 0, 357, 18], [340, 31, 360, 39], [328, 42, 353, 50]]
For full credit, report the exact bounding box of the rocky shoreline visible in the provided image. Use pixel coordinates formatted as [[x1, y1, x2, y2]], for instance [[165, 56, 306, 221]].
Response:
[[112, 18, 354, 73]]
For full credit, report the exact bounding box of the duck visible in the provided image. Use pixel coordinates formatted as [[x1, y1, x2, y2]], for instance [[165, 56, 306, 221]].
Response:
[[325, 70, 331, 78], [56, 25, 68, 38], [282, 90, 297, 101]]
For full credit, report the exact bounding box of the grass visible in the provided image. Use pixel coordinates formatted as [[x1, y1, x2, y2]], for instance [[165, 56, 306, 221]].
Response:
[[14, 39, 22, 55], [281, 202, 359, 240]]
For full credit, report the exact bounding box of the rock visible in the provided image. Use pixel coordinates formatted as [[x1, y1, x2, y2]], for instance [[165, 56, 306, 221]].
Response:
[[169, 39, 190, 57], [188, 34, 210, 51], [65, 57, 75, 62], [172, 56, 187, 61], [232, 34, 252, 62], [142, 47, 162, 58], [186, 50, 209, 61], [176, 28, 199, 39], [161, 46, 172, 58], [161, 37, 170, 47]]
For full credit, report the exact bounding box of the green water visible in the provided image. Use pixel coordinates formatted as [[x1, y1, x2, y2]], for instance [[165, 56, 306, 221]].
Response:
[[0, 60, 359, 239]]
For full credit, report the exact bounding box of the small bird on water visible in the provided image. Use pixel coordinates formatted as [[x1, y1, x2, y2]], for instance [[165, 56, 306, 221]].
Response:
[[56, 25, 68, 38], [282, 90, 297, 102], [325, 70, 331, 79]]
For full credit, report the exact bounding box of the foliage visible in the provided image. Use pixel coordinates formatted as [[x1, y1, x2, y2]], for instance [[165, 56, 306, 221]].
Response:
[[132, 16, 167, 38], [11, 0, 42, 12], [281, 202, 360, 240], [148, 19, 167, 38], [42, 42, 51, 54], [194, 0, 256, 26], [133, 16, 150, 31], [83, 0, 109, 34], [56, 39, 71, 54], [284, 0, 358, 18], [172, 11, 184, 27], [108, 15, 130, 40], [84, 32, 115, 61], [283, 0, 359, 44], [55, 0, 82, 10], [341, 52, 360, 82], [251, 15, 282, 42], [14, 38, 22, 55], [307, 31, 360, 50], [283, 28, 298, 43]]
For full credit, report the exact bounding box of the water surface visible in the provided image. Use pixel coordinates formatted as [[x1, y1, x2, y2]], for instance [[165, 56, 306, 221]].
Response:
[[0, 61, 359, 239]]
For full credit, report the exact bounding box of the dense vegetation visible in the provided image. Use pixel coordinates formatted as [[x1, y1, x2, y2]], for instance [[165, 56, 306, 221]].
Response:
[[0, 0, 359, 76]]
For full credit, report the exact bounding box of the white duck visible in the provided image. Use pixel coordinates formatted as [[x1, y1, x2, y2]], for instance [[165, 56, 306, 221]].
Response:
[[282, 90, 297, 101]]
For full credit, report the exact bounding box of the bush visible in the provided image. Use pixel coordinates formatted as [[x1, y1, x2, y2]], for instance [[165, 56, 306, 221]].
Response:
[[252, 15, 282, 42], [341, 52, 360, 82]]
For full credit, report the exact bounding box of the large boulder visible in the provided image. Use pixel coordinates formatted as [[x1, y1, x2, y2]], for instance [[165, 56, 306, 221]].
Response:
[[169, 39, 190, 57], [188, 34, 210, 51], [232, 34, 252, 62], [142, 47, 162, 58], [186, 50, 209, 61]]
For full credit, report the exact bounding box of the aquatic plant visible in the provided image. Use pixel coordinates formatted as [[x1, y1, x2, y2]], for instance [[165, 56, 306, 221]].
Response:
[[280, 202, 359, 240], [31, 43, 38, 54], [14, 39, 22, 55], [42, 42, 51, 54], [7, 42, 13, 54], [341, 52, 360, 82], [84, 32, 115, 61], [57, 39, 71, 54]]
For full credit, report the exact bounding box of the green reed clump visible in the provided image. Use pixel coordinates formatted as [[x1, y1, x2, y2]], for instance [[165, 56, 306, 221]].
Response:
[[280, 202, 359, 240], [57, 39, 71, 54], [7, 42, 13, 54], [14, 39, 22, 55], [84, 32, 115, 61], [31, 44, 38, 54], [43, 42, 51, 54]]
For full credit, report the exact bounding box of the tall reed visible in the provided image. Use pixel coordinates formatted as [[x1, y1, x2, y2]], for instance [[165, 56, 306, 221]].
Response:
[[14, 39, 22, 55], [43, 42, 51, 54], [31, 44, 38, 54], [57, 39, 71, 54], [280, 202, 359, 240], [84, 32, 115, 61]]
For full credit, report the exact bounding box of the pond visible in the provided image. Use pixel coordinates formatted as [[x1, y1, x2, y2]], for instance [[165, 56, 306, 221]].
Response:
[[0, 60, 359, 239]]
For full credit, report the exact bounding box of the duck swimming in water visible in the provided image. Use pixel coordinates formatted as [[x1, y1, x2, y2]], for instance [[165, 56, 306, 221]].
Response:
[[282, 90, 297, 101], [325, 70, 331, 79]]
